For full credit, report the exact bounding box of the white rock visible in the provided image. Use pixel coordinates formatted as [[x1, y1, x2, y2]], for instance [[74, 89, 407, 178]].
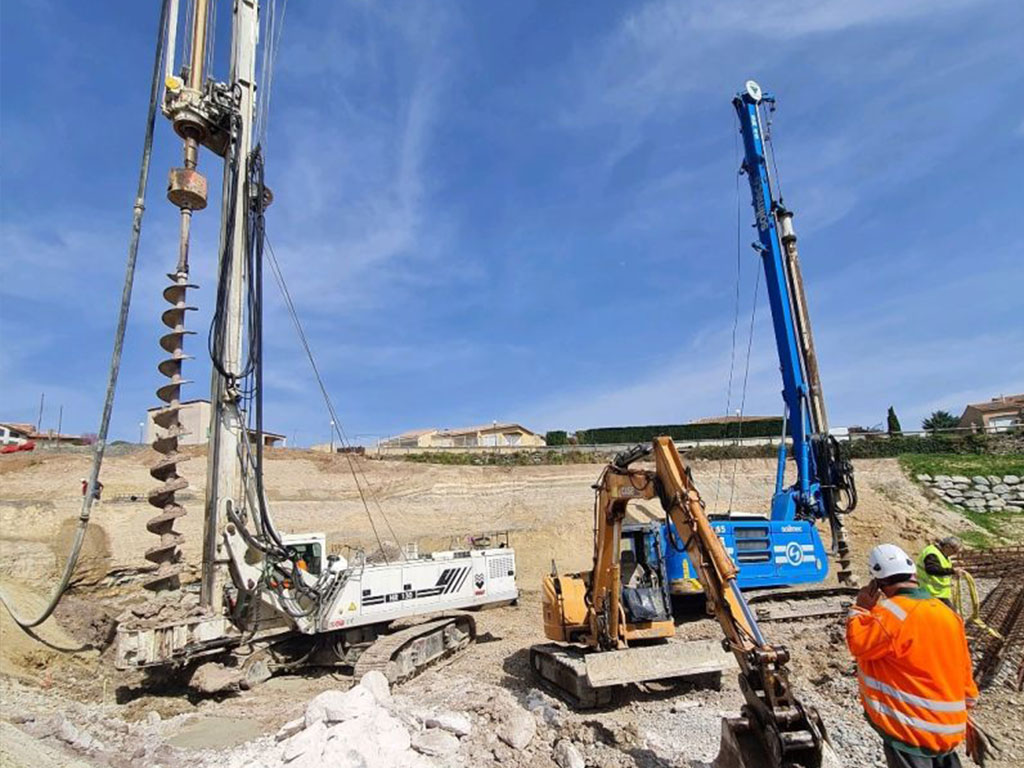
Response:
[[496, 708, 536, 750], [57, 717, 80, 745], [323, 709, 412, 767], [964, 490, 983, 499], [972, 476, 989, 486], [916, 474, 932, 482], [275, 717, 305, 742], [934, 475, 952, 483], [306, 686, 377, 727], [1005, 475, 1020, 485], [553, 739, 585, 768], [413, 729, 460, 757], [146, 711, 161, 726], [283, 720, 327, 763], [987, 475, 1002, 485], [992, 484, 1010, 494], [425, 712, 472, 737], [951, 475, 970, 485], [360, 670, 392, 705], [946, 489, 963, 498]]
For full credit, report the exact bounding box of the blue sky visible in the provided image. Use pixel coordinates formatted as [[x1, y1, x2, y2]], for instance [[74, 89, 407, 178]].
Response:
[[2, 0, 1022, 446]]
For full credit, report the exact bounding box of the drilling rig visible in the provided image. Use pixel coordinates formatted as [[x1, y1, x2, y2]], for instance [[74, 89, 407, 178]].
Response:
[[658, 81, 859, 603], [117, 0, 518, 687]]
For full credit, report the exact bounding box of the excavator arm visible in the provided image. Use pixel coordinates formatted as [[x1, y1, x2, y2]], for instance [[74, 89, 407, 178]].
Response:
[[536, 437, 838, 766], [650, 437, 833, 768]]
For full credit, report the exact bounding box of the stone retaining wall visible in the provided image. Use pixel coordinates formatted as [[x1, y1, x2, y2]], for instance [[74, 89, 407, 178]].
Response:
[[917, 473, 1023, 513]]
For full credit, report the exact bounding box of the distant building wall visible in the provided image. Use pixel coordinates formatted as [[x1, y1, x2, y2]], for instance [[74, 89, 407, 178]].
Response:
[[380, 423, 545, 451], [147, 400, 212, 446], [959, 394, 1024, 432]]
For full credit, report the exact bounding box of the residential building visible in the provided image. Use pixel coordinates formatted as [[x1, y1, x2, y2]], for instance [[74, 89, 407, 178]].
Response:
[[958, 394, 1024, 432], [146, 400, 287, 447], [381, 423, 545, 450]]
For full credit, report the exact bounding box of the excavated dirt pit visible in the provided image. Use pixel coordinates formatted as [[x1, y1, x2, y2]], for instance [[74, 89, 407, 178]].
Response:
[[1, 449, 1022, 767]]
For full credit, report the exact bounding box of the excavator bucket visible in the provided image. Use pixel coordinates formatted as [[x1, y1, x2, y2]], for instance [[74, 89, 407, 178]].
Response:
[[713, 709, 843, 768], [531, 639, 736, 709]]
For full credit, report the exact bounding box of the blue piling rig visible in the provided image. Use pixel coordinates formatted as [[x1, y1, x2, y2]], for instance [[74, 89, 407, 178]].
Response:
[[731, 81, 857, 584]]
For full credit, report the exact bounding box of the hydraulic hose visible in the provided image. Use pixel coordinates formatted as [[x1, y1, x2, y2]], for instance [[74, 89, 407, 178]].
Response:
[[0, 0, 171, 629]]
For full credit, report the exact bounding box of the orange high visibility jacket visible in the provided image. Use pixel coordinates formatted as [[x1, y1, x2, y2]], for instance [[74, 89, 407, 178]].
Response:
[[846, 587, 978, 755]]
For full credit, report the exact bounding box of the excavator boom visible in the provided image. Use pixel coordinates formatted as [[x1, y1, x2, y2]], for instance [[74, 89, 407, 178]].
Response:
[[533, 438, 840, 768]]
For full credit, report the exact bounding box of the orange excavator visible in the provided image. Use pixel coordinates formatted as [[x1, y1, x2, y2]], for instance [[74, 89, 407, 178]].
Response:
[[531, 437, 840, 768]]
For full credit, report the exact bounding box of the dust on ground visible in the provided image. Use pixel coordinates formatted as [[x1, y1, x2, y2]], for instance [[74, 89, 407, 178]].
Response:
[[0, 449, 1021, 767]]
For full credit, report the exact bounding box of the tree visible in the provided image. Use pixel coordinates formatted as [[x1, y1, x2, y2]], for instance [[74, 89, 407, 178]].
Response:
[[886, 406, 902, 435], [922, 410, 958, 433], [544, 430, 568, 446]]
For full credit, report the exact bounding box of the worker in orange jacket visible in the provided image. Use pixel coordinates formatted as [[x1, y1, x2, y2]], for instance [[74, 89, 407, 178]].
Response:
[[847, 543, 978, 768]]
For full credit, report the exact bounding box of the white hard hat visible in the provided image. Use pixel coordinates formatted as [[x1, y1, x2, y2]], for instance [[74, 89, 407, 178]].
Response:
[[868, 544, 915, 580]]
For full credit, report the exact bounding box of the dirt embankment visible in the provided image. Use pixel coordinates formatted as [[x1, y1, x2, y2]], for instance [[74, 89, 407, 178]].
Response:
[[0, 448, 972, 591]]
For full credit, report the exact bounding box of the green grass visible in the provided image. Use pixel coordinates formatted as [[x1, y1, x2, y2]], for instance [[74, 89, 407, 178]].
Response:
[[899, 453, 1024, 547], [959, 510, 1020, 547], [898, 453, 1024, 479]]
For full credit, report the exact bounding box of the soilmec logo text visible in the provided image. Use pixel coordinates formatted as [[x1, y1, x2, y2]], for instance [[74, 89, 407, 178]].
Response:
[[785, 542, 805, 566]]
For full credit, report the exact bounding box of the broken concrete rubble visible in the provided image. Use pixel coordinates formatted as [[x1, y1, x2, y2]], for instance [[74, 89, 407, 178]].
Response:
[[496, 706, 537, 750], [412, 728, 461, 756], [424, 711, 472, 737]]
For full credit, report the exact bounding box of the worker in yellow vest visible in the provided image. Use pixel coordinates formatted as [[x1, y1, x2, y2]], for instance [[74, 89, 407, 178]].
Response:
[[916, 536, 962, 607]]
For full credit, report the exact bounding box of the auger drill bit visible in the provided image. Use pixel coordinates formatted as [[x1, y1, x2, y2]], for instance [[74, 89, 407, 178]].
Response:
[[146, 128, 207, 591], [145, 274, 198, 592]]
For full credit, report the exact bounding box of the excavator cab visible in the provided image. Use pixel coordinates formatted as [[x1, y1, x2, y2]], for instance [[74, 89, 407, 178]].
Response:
[[619, 524, 671, 624]]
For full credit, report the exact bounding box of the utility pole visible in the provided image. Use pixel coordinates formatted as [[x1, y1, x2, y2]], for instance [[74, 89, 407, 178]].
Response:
[[202, 0, 260, 611], [36, 392, 45, 434], [55, 405, 63, 449]]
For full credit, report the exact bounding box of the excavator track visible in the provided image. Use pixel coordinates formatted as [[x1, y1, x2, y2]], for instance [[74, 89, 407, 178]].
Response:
[[531, 639, 734, 710], [530, 644, 614, 709], [145, 273, 197, 592], [353, 615, 476, 685]]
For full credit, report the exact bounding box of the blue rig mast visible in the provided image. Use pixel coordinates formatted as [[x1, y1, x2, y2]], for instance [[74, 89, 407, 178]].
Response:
[[732, 81, 857, 583]]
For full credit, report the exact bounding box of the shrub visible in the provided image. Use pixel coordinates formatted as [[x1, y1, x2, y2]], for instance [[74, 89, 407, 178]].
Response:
[[544, 430, 568, 446], [574, 418, 783, 445]]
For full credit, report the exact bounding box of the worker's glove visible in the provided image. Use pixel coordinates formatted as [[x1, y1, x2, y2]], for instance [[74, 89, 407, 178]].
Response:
[[966, 715, 999, 766]]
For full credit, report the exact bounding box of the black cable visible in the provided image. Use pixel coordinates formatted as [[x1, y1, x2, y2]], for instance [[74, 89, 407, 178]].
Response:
[[263, 235, 396, 560], [0, 0, 172, 629]]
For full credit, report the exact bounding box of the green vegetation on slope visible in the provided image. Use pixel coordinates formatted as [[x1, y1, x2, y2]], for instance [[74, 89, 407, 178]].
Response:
[[899, 453, 1024, 547], [898, 453, 1024, 478]]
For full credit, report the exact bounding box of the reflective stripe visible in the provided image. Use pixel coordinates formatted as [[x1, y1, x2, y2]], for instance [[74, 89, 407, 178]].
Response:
[[864, 697, 966, 735], [860, 674, 966, 712], [878, 597, 907, 621]]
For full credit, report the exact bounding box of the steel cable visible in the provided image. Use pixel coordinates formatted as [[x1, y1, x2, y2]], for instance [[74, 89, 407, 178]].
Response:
[[263, 236, 402, 561], [0, 0, 172, 628]]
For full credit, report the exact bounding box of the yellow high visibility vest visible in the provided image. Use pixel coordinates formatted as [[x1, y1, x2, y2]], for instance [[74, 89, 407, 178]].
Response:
[[916, 544, 952, 600]]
